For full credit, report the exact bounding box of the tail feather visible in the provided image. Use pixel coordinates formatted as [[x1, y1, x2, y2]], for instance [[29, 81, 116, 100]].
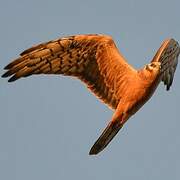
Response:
[[89, 121, 123, 155]]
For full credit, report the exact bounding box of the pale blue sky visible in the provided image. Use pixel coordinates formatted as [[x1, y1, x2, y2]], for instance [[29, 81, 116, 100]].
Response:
[[0, 0, 180, 179]]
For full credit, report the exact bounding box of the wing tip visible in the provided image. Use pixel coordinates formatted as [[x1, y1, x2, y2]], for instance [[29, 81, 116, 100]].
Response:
[[1, 72, 18, 82], [4, 63, 12, 70], [2, 69, 13, 78], [166, 85, 171, 91], [8, 76, 17, 82], [1, 72, 9, 78]]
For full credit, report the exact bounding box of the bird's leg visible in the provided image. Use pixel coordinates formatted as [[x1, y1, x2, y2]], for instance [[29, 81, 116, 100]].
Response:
[[111, 101, 130, 125]]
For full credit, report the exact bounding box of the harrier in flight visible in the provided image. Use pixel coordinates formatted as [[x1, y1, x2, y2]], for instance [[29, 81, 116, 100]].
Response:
[[2, 34, 180, 155]]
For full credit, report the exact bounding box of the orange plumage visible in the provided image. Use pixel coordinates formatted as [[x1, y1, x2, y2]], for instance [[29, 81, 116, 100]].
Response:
[[2, 34, 180, 155]]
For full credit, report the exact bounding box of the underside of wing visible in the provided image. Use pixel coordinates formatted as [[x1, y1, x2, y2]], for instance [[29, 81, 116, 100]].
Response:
[[151, 39, 180, 90], [2, 34, 137, 109]]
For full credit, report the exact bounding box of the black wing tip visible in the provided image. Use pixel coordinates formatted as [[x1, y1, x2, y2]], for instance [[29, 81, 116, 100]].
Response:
[[166, 81, 173, 91], [3, 63, 8, 70], [1, 73, 8, 78], [1, 69, 17, 82], [8, 76, 17, 82], [1, 73, 18, 82], [1, 70, 13, 78], [166, 85, 170, 91], [4, 63, 13, 70]]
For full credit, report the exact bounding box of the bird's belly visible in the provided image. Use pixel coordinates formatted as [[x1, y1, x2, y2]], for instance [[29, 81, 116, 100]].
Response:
[[129, 79, 160, 115]]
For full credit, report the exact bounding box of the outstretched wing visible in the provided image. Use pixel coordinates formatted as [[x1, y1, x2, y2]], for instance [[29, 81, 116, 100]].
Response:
[[151, 38, 180, 90], [2, 34, 137, 109]]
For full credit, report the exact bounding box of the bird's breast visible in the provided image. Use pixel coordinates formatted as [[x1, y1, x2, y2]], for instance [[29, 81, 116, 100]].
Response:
[[126, 76, 161, 116]]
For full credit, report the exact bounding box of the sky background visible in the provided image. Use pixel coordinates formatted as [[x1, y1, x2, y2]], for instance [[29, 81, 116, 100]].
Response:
[[0, 0, 180, 179]]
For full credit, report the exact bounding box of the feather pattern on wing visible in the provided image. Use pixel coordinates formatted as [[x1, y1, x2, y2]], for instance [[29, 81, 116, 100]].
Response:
[[151, 39, 180, 90], [2, 34, 137, 109]]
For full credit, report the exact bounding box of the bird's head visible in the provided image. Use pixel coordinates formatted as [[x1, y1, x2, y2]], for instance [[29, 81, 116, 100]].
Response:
[[144, 62, 161, 73], [138, 62, 161, 81]]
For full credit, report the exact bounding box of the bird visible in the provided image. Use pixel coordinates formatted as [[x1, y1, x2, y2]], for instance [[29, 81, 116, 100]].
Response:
[[2, 34, 180, 155]]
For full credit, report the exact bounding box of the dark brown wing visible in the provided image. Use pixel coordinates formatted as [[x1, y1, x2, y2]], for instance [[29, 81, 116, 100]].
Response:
[[2, 34, 137, 109], [151, 39, 180, 90]]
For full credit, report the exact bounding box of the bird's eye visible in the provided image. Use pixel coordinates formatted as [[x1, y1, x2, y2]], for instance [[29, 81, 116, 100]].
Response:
[[150, 63, 156, 68], [145, 64, 154, 71]]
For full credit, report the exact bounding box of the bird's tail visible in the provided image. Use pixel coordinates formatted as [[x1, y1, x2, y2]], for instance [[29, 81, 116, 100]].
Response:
[[89, 121, 123, 155]]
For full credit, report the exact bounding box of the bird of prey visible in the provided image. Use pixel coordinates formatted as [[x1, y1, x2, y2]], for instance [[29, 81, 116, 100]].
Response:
[[2, 34, 180, 155]]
